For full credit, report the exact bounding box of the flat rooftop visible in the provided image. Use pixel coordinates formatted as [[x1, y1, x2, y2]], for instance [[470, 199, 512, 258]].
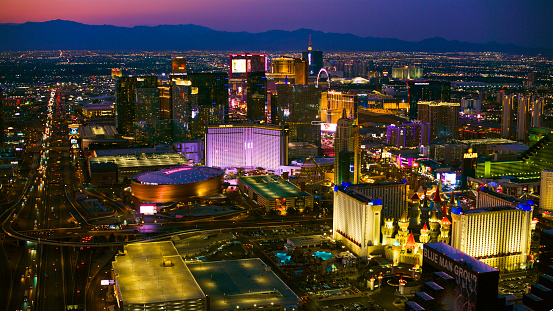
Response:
[[425, 242, 497, 274], [113, 241, 205, 304], [89, 153, 188, 169], [187, 259, 301, 310], [238, 175, 311, 199]]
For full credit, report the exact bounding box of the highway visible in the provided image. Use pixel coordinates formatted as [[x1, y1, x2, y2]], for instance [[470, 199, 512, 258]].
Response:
[[0, 89, 333, 311]]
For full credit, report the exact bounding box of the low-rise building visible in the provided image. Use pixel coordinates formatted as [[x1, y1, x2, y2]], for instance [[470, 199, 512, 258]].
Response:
[[237, 174, 313, 214], [112, 241, 207, 311]]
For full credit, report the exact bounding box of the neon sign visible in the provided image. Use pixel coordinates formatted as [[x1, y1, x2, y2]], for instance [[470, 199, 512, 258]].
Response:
[[163, 167, 192, 175]]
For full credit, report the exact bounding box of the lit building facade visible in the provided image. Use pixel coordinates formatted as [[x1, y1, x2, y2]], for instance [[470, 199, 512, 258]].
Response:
[[321, 91, 357, 123], [417, 101, 459, 139], [517, 95, 531, 141], [301, 37, 323, 76], [334, 110, 359, 185], [171, 57, 187, 74], [353, 182, 408, 222], [541, 170, 553, 212], [333, 184, 383, 259], [272, 84, 322, 145], [386, 123, 430, 149], [115, 76, 138, 135], [246, 72, 267, 121], [405, 242, 510, 311], [268, 57, 308, 85], [501, 94, 515, 139], [391, 66, 423, 80], [407, 81, 451, 120], [451, 205, 533, 272], [205, 124, 288, 172]]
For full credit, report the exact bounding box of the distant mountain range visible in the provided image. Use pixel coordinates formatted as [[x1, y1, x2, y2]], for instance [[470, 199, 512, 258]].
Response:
[[1, 20, 550, 55]]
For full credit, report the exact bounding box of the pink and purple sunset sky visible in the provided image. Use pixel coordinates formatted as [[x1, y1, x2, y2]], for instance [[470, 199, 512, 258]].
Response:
[[1, 0, 551, 48]]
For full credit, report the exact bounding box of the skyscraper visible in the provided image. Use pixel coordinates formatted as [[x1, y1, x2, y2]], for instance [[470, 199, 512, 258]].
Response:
[[541, 170, 553, 212], [532, 97, 544, 128], [451, 204, 533, 272], [133, 76, 167, 145], [187, 72, 229, 135], [273, 84, 322, 145], [407, 81, 451, 120], [171, 57, 187, 74], [301, 36, 323, 76], [333, 185, 382, 259], [417, 101, 459, 139], [116, 76, 138, 135], [246, 71, 267, 121], [517, 95, 531, 141], [386, 123, 430, 148], [267, 57, 308, 85], [321, 90, 358, 124], [334, 109, 359, 185], [501, 94, 515, 139], [205, 124, 288, 172], [159, 86, 172, 120]]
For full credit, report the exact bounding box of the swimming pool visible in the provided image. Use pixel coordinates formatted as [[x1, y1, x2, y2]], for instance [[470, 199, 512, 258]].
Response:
[[313, 251, 334, 261], [275, 252, 291, 263]]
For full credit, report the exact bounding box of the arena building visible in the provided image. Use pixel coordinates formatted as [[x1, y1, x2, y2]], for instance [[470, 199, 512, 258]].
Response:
[[131, 166, 224, 203]]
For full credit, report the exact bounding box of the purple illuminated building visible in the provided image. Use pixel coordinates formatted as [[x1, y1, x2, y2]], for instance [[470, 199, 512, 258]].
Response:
[[387, 122, 430, 148]]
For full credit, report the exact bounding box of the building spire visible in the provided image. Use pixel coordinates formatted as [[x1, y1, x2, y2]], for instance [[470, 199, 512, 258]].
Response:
[[308, 35, 313, 51]]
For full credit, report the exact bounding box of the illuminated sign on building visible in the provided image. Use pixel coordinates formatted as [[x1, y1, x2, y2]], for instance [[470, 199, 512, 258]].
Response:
[[422, 243, 499, 310], [232, 59, 247, 73], [464, 148, 478, 159], [320, 123, 337, 132], [139, 205, 157, 215], [163, 167, 192, 175]]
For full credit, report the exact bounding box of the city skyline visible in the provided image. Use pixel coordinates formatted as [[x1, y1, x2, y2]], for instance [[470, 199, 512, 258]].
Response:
[[1, 0, 552, 49]]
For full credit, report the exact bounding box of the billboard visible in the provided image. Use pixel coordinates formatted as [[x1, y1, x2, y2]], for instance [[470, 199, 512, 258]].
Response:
[[320, 123, 337, 132], [140, 204, 157, 215], [232, 59, 247, 73], [423, 243, 499, 310], [101, 280, 115, 286]]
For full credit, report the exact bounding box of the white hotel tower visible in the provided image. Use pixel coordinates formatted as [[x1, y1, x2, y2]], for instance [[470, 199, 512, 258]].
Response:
[[205, 123, 288, 172], [451, 204, 533, 272], [333, 185, 382, 259]]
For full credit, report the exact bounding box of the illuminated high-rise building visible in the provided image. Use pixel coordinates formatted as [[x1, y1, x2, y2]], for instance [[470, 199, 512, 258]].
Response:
[[171, 78, 194, 140], [541, 170, 553, 212], [273, 84, 322, 145], [246, 72, 267, 121], [417, 101, 459, 139], [407, 81, 451, 120], [268, 57, 308, 85], [386, 123, 430, 149], [451, 204, 533, 272], [532, 97, 544, 127], [334, 109, 359, 185], [517, 95, 531, 141], [333, 184, 382, 259], [205, 123, 288, 172], [133, 76, 170, 145], [159, 86, 172, 120], [171, 57, 187, 74], [321, 91, 358, 123], [391, 66, 423, 80], [115, 76, 138, 135], [501, 94, 515, 139], [187, 72, 229, 134], [301, 36, 323, 76], [111, 68, 123, 78]]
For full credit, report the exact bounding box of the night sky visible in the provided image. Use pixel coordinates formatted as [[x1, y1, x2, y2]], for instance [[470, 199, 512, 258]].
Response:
[[2, 0, 552, 48]]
